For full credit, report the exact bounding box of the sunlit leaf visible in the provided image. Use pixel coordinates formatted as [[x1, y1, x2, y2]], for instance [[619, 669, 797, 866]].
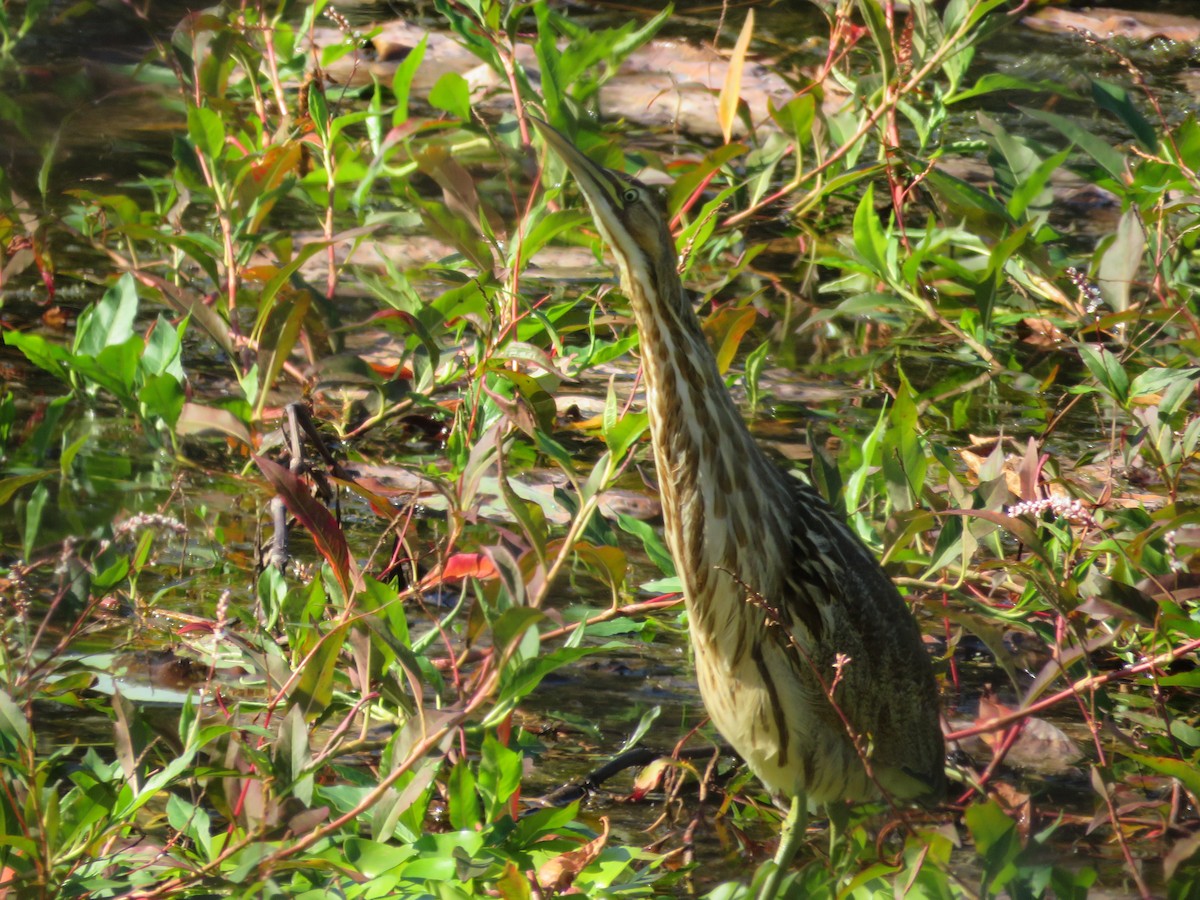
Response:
[[1126, 753, 1200, 800], [187, 105, 225, 159], [391, 34, 428, 126], [703, 306, 757, 375], [1096, 208, 1145, 314], [718, 11, 753, 143], [429, 71, 471, 122], [75, 272, 139, 357], [1076, 343, 1130, 406]]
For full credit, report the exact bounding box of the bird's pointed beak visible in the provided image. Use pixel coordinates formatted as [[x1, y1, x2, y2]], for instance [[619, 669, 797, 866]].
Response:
[[529, 115, 624, 214]]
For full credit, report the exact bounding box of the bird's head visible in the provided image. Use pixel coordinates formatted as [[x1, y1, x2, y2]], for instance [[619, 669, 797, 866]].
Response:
[[530, 116, 677, 301]]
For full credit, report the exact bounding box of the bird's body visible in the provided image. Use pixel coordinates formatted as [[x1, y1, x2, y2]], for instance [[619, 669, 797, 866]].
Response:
[[532, 116, 944, 892], [633, 255, 941, 805]]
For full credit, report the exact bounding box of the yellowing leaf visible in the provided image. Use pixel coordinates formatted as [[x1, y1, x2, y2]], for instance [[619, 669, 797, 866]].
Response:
[[718, 11, 754, 144], [703, 306, 757, 374]]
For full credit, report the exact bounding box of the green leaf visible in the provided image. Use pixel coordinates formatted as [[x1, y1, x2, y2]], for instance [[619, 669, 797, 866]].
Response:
[[616, 513, 676, 577], [534, 4, 563, 120], [428, 72, 471, 122], [1007, 146, 1071, 221], [948, 73, 1080, 104], [768, 94, 816, 145], [881, 372, 925, 512], [293, 622, 349, 719], [138, 374, 185, 428], [448, 759, 479, 830], [492, 607, 545, 653], [255, 291, 310, 419], [1096, 208, 1145, 313], [141, 314, 185, 378], [186, 106, 225, 160], [308, 83, 330, 145], [0, 470, 53, 505], [2, 331, 71, 382], [964, 799, 1021, 892], [852, 183, 889, 275], [0, 689, 30, 747], [1130, 367, 1200, 409], [478, 734, 522, 822], [915, 161, 1017, 238], [1126, 753, 1200, 799], [1092, 80, 1156, 151], [603, 405, 648, 461], [490, 645, 606, 727], [1076, 343, 1130, 406], [392, 34, 428, 126], [66, 335, 141, 403], [1019, 106, 1126, 181], [516, 209, 590, 263], [76, 272, 139, 356]]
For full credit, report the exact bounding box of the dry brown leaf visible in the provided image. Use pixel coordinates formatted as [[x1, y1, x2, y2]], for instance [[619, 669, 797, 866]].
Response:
[[537, 816, 610, 894], [991, 782, 1033, 841], [1020, 316, 1067, 349], [41, 306, 67, 330]]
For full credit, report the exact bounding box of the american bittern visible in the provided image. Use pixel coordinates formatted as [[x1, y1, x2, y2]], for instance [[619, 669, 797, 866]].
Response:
[[531, 117, 945, 898]]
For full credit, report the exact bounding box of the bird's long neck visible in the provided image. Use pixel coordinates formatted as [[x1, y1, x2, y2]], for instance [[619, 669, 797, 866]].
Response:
[[619, 261, 792, 615]]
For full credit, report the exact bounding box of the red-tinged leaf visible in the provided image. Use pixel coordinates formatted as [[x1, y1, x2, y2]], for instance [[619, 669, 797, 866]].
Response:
[[175, 622, 216, 636], [254, 455, 361, 597], [367, 361, 412, 379], [329, 475, 401, 519], [630, 757, 671, 801], [975, 689, 1018, 752], [424, 552, 499, 585], [176, 402, 252, 447], [242, 265, 281, 283]]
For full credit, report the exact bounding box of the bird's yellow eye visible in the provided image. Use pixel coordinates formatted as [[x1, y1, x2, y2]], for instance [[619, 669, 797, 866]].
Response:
[[622, 188, 639, 203]]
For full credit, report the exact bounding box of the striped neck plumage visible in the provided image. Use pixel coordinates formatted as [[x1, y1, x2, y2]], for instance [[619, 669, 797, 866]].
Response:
[[614, 242, 792, 590]]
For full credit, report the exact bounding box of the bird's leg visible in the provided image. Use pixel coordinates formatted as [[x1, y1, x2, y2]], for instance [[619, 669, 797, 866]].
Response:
[[755, 792, 808, 900]]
